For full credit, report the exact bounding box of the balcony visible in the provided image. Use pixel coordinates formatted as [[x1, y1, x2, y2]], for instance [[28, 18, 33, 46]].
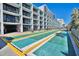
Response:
[[40, 21, 43, 26], [23, 18, 31, 25], [44, 18, 46, 21], [33, 20, 38, 25], [5, 3, 21, 8], [3, 10, 20, 17], [22, 3, 31, 10], [3, 13, 19, 23], [33, 14, 38, 20], [23, 15, 31, 19], [40, 10, 43, 16], [33, 12, 39, 15], [23, 10, 31, 17], [40, 26, 43, 29], [44, 22, 47, 25], [3, 3, 20, 14], [33, 25, 38, 30], [44, 26, 47, 28], [22, 7, 31, 12], [23, 25, 31, 31], [44, 13, 47, 17], [40, 17, 43, 20], [33, 6, 39, 14]]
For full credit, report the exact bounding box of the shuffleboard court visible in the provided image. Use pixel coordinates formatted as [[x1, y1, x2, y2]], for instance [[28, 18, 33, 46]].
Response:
[[11, 30, 56, 49]]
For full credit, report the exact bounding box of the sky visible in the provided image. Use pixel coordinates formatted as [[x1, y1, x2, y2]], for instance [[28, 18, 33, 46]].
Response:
[[33, 3, 79, 25]]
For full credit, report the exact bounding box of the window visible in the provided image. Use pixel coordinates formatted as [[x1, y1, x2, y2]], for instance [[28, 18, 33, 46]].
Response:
[[3, 13, 19, 23], [22, 3, 31, 9], [44, 18, 46, 21], [44, 6, 47, 12], [23, 10, 31, 17], [40, 21, 42, 24], [23, 18, 31, 24], [23, 25, 31, 31], [44, 13, 46, 17], [40, 17, 43, 20], [40, 11, 43, 15], [33, 20, 38, 24], [3, 3, 19, 14], [33, 7, 38, 13], [3, 14, 7, 22], [33, 14, 38, 19]]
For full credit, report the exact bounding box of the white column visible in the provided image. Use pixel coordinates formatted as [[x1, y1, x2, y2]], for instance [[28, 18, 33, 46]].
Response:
[[31, 4, 33, 31], [46, 12, 48, 29], [1, 3, 4, 34], [38, 9, 40, 30], [42, 11, 44, 30], [20, 3, 23, 32]]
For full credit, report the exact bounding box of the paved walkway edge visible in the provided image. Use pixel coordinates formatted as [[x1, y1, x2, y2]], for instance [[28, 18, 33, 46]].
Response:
[[68, 32, 79, 56], [7, 43, 25, 56]]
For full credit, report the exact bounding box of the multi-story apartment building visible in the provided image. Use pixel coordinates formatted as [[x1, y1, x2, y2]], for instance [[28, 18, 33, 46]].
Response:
[[39, 4, 49, 30], [0, 3, 21, 34], [0, 3, 58, 34]]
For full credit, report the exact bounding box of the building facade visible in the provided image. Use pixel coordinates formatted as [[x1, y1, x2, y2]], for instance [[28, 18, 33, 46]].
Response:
[[0, 3, 59, 34]]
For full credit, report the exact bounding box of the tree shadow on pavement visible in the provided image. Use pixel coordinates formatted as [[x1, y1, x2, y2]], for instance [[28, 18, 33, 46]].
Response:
[[0, 37, 14, 49], [0, 38, 7, 49]]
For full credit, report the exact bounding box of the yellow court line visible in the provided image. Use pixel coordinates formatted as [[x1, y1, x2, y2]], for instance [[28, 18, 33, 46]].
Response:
[[7, 43, 25, 56], [23, 31, 61, 54], [13, 30, 54, 42], [1, 37, 25, 56]]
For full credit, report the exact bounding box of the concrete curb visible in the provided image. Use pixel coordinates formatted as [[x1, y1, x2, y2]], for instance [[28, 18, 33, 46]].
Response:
[[68, 32, 79, 56]]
